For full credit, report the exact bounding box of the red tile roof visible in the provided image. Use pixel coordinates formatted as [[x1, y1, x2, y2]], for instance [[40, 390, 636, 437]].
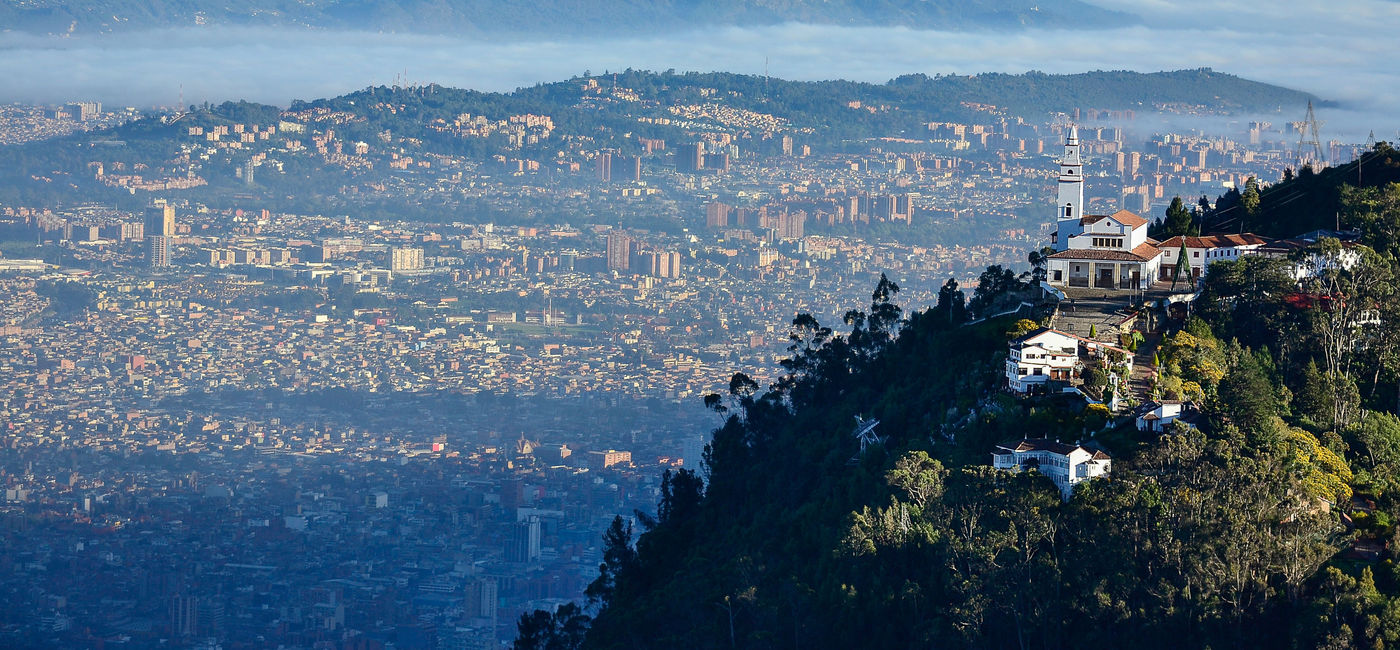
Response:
[[1159, 233, 1271, 249], [1108, 209, 1150, 228], [1082, 209, 1150, 228], [996, 437, 1112, 459], [1048, 241, 1162, 262]]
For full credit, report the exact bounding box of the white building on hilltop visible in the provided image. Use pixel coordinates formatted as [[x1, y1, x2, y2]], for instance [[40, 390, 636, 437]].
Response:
[[991, 438, 1111, 499], [1157, 233, 1272, 284], [1006, 327, 1132, 395], [1044, 127, 1163, 290]]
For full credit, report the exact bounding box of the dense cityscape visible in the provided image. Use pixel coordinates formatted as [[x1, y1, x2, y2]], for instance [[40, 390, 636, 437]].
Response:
[[0, 72, 1372, 649]]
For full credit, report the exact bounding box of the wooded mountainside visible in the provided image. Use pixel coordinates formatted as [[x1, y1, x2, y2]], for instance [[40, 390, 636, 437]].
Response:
[[518, 146, 1400, 649]]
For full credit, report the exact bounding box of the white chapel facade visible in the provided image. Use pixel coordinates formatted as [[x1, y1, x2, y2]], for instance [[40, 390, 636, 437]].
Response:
[[1044, 127, 1164, 290]]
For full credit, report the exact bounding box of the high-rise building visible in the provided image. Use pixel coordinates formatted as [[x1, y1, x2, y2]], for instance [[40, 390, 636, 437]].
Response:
[[660, 251, 681, 279], [596, 152, 612, 182], [773, 210, 806, 240], [196, 598, 226, 639], [64, 101, 102, 121], [606, 231, 632, 271], [467, 577, 499, 622], [505, 516, 541, 563], [705, 201, 731, 228], [144, 205, 176, 269], [148, 236, 172, 268], [170, 593, 198, 637], [390, 247, 425, 272], [682, 435, 707, 470], [145, 204, 175, 237], [675, 142, 704, 173], [615, 155, 642, 182]]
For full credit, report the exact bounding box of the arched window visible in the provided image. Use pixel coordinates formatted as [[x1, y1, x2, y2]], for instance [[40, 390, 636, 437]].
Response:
[[1063, 204, 1073, 217]]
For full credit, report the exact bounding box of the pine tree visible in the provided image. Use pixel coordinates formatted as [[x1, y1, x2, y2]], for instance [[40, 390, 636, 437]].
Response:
[[1170, 239, 1191, 290], [1163, 196, 1192, 236]]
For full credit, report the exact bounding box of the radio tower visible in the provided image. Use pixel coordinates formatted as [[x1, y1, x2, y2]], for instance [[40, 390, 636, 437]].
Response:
[[849, 415, 883, 463], [1295, 100, 1325, 171]]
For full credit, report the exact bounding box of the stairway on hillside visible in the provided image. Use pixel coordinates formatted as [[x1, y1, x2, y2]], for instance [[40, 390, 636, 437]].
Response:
[[1127, 332, 1162, 403]]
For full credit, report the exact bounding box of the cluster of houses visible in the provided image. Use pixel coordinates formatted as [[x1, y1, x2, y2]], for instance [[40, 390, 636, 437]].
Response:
[[1043, 127, 1358, 291], [993, 127, 1297, 498]]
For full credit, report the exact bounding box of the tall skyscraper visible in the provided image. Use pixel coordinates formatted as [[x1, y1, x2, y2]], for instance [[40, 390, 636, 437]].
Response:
[[468, 577, 499, 622], [145, 204, 176, 268], [148, 236, 171, 268], [145, 204, 175, 237], [596, 152, 612, 182], [606, 231, 632, 272], [170, 593, 198, 637]]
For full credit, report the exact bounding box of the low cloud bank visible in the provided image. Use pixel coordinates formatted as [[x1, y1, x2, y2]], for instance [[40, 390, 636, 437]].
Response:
[[0, 2, 1394, 140]]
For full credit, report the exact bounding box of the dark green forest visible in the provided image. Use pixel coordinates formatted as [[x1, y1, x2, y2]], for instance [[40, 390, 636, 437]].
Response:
[[1191, 143, 1400, 240], [516, 151, 1400, 649]]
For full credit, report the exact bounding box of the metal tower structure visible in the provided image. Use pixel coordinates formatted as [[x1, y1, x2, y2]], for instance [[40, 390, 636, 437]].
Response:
[[851, 415, 882, 459], [1295, 100, 1325, 171]]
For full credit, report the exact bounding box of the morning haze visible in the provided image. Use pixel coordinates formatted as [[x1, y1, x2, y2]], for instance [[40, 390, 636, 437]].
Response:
[[1, 1, 1398, 649]]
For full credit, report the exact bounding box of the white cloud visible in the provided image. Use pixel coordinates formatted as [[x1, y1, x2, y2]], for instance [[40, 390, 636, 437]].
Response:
[[0, 6, 1394, 140]]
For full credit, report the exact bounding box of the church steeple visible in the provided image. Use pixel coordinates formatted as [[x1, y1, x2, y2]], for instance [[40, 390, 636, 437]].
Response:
[[1053, 126, 1085, 247]]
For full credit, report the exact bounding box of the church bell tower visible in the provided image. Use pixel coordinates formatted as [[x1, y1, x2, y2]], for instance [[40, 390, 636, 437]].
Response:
[[1053, 126, 1084, 247]]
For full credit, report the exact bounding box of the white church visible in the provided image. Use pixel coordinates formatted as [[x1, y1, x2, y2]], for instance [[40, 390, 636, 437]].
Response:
[[1044, 127, 1165, 290]]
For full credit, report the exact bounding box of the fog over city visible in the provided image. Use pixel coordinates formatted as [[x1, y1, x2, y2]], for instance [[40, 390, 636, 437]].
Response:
[[9, 1, 1400, 647], [1, 0, 1396, 139]]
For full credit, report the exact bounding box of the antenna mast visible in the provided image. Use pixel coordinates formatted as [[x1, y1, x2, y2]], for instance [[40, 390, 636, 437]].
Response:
[[764, 57, 770, 102], [1295, 100, 1325, 171]]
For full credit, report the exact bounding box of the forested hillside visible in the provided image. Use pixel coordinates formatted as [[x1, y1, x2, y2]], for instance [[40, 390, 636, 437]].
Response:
[[518, 169, 1400, 648], [1199, 143, 1400, 239]]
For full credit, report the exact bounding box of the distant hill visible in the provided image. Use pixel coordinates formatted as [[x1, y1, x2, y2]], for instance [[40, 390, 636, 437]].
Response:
[[0, 69, 1320, 215], [279, 69, 1317, 150], [0, 0, 1134, 36]]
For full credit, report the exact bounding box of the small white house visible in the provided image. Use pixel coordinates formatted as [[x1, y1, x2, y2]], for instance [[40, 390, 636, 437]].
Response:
[[1006, 327, 1132, 395], [1135, 401, 1201, 433], [991, 438, 1112, 500], [1006, 328, 1080, 393]]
